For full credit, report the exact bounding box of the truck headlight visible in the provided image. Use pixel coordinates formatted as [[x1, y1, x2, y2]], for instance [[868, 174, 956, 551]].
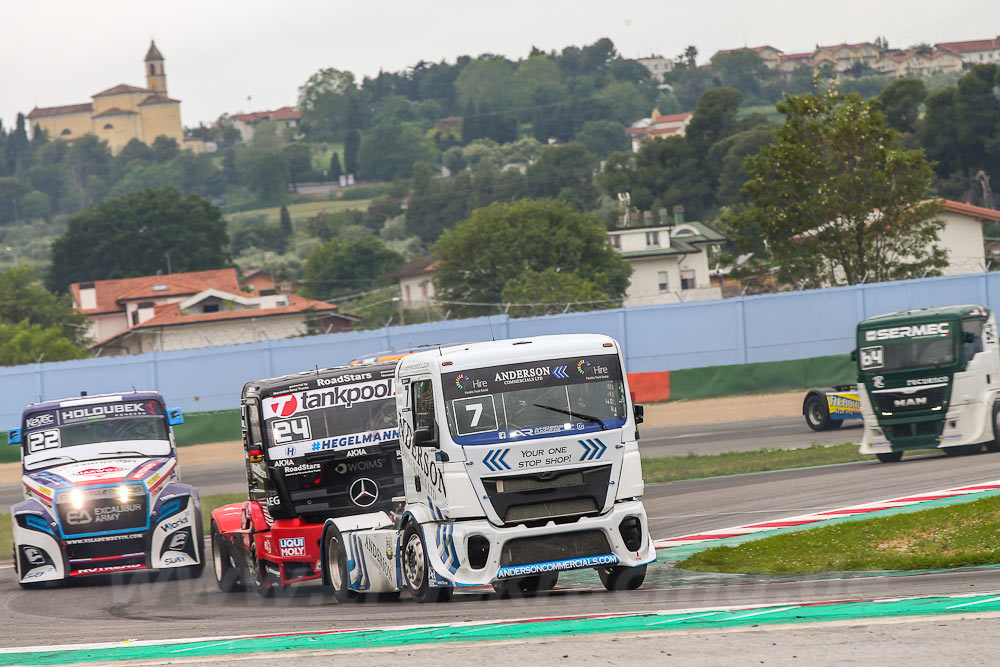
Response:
[[70, 489, 83, 509]]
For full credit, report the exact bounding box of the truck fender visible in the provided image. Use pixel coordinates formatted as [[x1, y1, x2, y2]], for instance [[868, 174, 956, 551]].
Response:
[[210, 502, 247, 536], [400, 505, 435, 529], [11, 500, 66, 582], [319, 512, 393, 587], [150, 492, 202, 569], [802, 389, 832, 414]]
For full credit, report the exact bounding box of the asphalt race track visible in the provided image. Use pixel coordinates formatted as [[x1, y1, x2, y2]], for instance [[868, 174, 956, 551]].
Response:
[[5, 418, 1000, 663]]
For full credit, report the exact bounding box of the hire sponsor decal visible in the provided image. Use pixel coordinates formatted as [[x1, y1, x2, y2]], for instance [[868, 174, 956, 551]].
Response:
[[263, 379, 395, 419], [865, 322, 950, 341], [496, 554, 619, 579], [279, 536, 306, 557]]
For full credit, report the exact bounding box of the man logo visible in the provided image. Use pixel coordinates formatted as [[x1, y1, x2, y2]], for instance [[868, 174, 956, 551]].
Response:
[[349, 478, 379, 507], [894, 397, 928, 408]]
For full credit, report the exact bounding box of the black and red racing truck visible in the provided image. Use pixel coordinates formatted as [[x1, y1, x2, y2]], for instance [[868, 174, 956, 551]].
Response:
[[210, 362, 403, 595]]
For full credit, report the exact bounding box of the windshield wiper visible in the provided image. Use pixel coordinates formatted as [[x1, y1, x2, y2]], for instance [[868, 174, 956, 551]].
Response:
[[103, 450, 146, 458], [532, 404, 607, 431]]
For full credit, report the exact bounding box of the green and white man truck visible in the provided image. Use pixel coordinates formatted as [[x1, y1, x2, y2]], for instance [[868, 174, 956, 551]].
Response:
[[855, 305, 1000, 463]]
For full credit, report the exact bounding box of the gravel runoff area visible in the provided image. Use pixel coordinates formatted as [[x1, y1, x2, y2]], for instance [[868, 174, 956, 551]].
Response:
[[0, 391, 805, 481]]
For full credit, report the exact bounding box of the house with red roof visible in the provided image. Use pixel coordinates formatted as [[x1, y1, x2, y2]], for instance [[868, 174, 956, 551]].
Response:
[[711, 45, 783, 69], [71, 268, 355, 356], [874, 48, 963, 77], [390, 256, 440, 308], [626, 109, 693, 152], [935, 36, 1000, 66], [26, 41, 192, 154], [228, 106, 301, 143]]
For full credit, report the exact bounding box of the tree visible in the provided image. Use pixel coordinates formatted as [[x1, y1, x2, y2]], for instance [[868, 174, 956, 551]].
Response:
[[329, 151, 343, 179], [344, 129, 361, 174], [455, 58, 514, 110], [282, 142, 313, 190], [575, 120, 628, 159], [877, 78, 927, 134], [501, 268, 614, 317], [48, 188, 230, 292], [300, 236, 403, 301], [237, 148, 288, 203], [0, 320, 90, 366], [0, 266, 90, 345], [19, 190, 52, 221], [526, 143, 598, 208], [710, 51, 768, 100], [151, 135, 181, 163], [433, 198, 631, 317], [118, 138, 153, 165], [279, 204, 293, 251], [724, 88, 946, 287], [358, 120, 435, 182], [297, 68, 358, 139]]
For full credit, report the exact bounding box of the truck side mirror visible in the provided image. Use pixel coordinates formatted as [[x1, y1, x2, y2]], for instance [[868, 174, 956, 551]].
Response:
[[413, 425, 437, 447], [167, 407, 184, 426], [850, 349, 857, 361], [633, 404, 644, 425], [7, 428, 21, 445]]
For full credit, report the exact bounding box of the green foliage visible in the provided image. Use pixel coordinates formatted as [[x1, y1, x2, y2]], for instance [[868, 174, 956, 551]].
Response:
[[525, 143, 598, 208], [300, 235, 404, 301], [0, 319, 90, 366], [297, 68, 358, 139], [432, 198, 630, 317], [575, 120, 629, 159], [329, 151, 343, 179], [19, 190, 52, 221], [501, 268, 613, 317], [343, 130, 360, 174], [0, 265, 89, 345], [877, 78, 928, 133], [48, 188, 230, 292], [236, 146, 288, 204], [358, 121, 436, 181], [456, 58, 514, 109], [282, 143, 314, 186], [151, 135, 180, 163], [710, 50, 768, 100], [724, 88, 946, 286]]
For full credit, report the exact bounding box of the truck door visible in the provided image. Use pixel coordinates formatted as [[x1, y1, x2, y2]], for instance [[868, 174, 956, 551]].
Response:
[[242, 401, 268, 504], [401, 378, 447, 502]]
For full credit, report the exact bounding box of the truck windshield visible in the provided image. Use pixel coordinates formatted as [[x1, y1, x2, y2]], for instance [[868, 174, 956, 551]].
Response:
[[261, 377, 399, 459], [22, 400, 171, 469], [442, 353, 627, 445], [858, 323, 956, 373]]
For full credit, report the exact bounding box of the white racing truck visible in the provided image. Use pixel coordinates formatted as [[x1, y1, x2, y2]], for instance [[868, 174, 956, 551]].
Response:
[[319, 334, 655, 601]]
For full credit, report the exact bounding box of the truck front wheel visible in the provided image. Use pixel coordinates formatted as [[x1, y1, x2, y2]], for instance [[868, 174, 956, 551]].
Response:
[[211, 520, 244, 592], [804, 396, 834, 431], [597, 564, 646, 591], [986, 402, 1000, 452], [876, 452, 903, 463], [324, 526, 357, 603], [401, 524, 452, 603]]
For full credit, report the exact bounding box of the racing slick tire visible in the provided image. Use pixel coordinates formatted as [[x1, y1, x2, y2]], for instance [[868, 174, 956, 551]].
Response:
[[876, 452, 904, 463], [323, 525, 358, 603], [597, 564, 646, 591], [401, 523, 452, 603], [492, 573, 559, 597], [804, 395, 838, 431], [986, 402, 1000, 452], [211, 520, 244, 592], [247, 540, 279, 597]]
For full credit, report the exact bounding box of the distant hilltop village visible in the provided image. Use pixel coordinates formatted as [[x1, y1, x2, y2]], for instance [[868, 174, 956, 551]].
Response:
[[26, 41, 200, 154]]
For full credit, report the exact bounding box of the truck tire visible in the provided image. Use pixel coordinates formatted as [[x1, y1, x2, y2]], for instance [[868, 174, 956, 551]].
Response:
[[804, 395, 833, 431], [211, 520, 244, 592], [597, 564, 646, 591], [323, 525, 357, 603], [247, 540, 278, 598], [876, 452, 903, 463], [986, 402, 1000, 452], [401, 523, 452, 603], [492, 572, 559, 597], [944, 444, 983, 456]]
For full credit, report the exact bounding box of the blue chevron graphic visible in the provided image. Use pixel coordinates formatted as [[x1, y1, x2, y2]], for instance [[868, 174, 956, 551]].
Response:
[[553, 365, 569, 379], [483, 448, 511, 471], [578, 437, 607, 462]]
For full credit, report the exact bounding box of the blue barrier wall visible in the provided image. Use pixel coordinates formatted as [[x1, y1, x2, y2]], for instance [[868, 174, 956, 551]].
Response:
[[2, 272, 998, 425]]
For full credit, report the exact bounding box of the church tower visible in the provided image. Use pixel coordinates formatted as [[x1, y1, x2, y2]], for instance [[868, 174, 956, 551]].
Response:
[[144, 40, 167, 94]]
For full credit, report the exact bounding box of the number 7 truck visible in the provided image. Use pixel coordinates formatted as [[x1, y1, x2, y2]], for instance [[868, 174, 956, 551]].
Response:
[[319, 334, 655, 602], [855, 305, 1000, 462]]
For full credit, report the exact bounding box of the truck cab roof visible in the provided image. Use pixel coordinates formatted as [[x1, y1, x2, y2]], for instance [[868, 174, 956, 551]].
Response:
[[861, 304, 990, 327], [242, 362, 399, 400], [21, 390, 164, 418]]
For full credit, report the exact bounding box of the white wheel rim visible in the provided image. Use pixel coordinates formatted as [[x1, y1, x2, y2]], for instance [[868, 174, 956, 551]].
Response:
[[403, 533, 425, 589], [327, 535, 343, 590], [212, 537, 224, 581]]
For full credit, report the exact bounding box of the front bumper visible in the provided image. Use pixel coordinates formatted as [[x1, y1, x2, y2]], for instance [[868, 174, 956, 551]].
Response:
[[422, 500, 655, 587], [859, 400, 993, 454]]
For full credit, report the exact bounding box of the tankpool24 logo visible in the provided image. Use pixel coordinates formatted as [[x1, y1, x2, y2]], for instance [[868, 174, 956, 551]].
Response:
[[577, 359, 591, 374], [455, 374, 466, 389]]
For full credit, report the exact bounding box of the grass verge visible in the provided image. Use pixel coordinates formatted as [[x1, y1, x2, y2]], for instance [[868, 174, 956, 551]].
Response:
[[679, 493, 1000, 574], [2, 493, 250, 567], [641, 443, 869, 483], [227, 198, 370, 223]]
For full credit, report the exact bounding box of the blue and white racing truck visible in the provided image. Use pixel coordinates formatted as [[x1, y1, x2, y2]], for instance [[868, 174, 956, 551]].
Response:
[[8, 391, 204, 586], [320, 334, 655, 601]]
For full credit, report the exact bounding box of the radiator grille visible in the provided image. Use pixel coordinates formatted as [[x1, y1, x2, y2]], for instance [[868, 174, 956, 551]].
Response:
[[500, 530, 611, 567]]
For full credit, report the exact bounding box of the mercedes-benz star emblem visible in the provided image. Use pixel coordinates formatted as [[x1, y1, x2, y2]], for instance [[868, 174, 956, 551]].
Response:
[[349, 477, 379, 507]]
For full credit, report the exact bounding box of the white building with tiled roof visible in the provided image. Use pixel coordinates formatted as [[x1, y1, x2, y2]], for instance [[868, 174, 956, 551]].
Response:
[[935, 36, 1000, 65], [71, 268, 355, 356]]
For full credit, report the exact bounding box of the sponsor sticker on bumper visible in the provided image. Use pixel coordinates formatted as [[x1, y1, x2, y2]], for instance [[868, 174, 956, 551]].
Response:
[[496, 553, 619, 579]]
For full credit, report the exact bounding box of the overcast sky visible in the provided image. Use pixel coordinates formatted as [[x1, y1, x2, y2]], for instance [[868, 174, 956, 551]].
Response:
[[2, 0, 995, 132]]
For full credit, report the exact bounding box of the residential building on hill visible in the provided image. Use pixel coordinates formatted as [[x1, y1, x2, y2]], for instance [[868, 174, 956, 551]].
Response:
[[935, 36, 1000, 65], [626, 110, 693, 151], [228, 106, 301, 143], [26, 41, 191, 154], [70, 268, 354, 356], [609, 207, 725, 307], [874, 48, 963, 77], [633, 55, 675, 82], [711, 45, 783, 69], [390, 256, 440, 309]]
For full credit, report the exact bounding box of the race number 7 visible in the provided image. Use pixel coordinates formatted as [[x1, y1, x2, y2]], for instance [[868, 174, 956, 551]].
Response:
[[464, 402, 483, 427]]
